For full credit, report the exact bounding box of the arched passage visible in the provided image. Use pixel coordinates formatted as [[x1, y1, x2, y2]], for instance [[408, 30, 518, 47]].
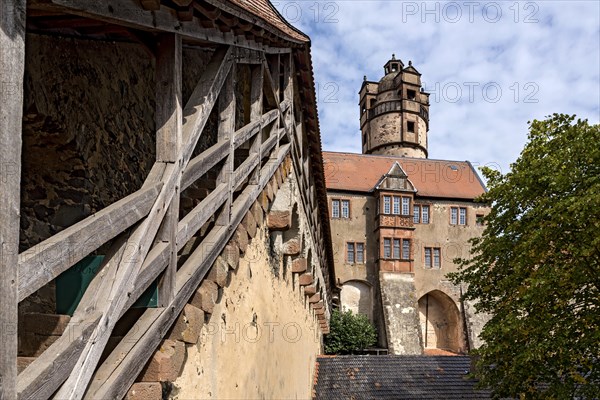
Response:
[[418, 290, 463, 353], [340, 280, 373, 321]]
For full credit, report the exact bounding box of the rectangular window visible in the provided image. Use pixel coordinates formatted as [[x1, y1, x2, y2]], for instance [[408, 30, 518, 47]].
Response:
[[407, 89, 416, 100], [407, 121, 415, 132], [393, 197, 400, 215], [356, 243, 364, 263], [332, 200, 340, 218], [383, 238, 391, 258], [402, 239, 410, 260], [450, 207, 458, 225], [422, 205, 430, 224], [433, 248, 441, 268], [476, 214, 484, 226], [393, 239, 400, 259], [383, 196, 391, 214], [459, 207, 467, 225], [413, 205, 420, 224], [425, 247, 441, 268], [341, 200, 350, 219], [402, 197, 410, 215], [424, 248, 432, 267], [347, 243, 355, 263]]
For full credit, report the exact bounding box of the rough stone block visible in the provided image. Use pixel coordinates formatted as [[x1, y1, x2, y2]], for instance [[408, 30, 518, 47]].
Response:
[[126, 382, 162, 400], [207, 257, 230, 288], [283, 238, 301, 256], [304, 285, 317, 296], [311, 301, 324, 310], [291, 258, 307, 273], [258, 190, 270, 212], [232, 225, 249, 254], [168, 304, 204, 344], [17, 357, 36, 373], [19, 332, 60, 357], [266, 180, 274, 201], [251, 201, 263, 225], [190, 280, 219, 314], [137, 339, 186, 382], [267, 210, 290, 231], [298, 273, 313, 286], [22, 313, 71, 336], [314, 308, 325, 316], [308, 293, 321, 303], [221, 243, 240, 270], [242, 210, 258, 239]]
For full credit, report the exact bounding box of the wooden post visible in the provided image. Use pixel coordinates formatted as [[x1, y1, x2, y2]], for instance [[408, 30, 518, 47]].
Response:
[[216, 63, 236, 226], [249, 63, 263, 184], [0, 1, 25, 399], [155, 33, 182, 306], [282, 52, 293, 139]]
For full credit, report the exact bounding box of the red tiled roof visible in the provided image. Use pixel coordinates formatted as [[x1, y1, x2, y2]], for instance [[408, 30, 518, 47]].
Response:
[[323, 152, 486, 199]]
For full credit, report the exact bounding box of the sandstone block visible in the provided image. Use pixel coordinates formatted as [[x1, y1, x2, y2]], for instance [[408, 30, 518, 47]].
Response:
[[190, 280, 219, 314], [291, 258, 307, 273], [251, 201, 263, 225], [308, 293, 321, 303], [126, 382, 162, 400], [266, 180, 274, 201], [207, 257, 230, 288], [22, 313, 71, 336], [232, 225, 249, 254], [168, 304, 204, 344], [258, 190, 270, 212], [137, 339, 186, 382], [311, 301, 324, 310], [19, 332, 60, 357], [283, 238, 301, 256], [304, 285, 317, 296], [267, 210, 290, 231], [298, 273, 313, 286], [242, 210, 258, 239], [221, 243, 240, 270]]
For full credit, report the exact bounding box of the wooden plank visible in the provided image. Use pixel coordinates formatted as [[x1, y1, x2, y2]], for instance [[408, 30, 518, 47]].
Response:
[[0, 1, 26, 398], [181, 138, 229, 190], [88, 144, 291, 400], [30, 0, 286, 52], [249, 64, 263, 184], [17, 183, 161, 301], [155, 33, 182, 306], [215, 65, 235, 226], [181, 46, 232, 165]]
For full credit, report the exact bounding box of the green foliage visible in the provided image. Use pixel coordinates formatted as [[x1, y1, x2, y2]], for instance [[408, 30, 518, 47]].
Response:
[[449, 114, 600, 399], [324, 309, 377, 354]]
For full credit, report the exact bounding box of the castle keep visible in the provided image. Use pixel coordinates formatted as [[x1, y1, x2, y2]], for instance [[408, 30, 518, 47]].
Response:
[[325, 56, 490, 355]]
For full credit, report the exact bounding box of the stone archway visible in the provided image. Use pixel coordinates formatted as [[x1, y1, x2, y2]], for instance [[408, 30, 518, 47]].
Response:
[[340, 280, 373, 322], [418, 290, 463, 353]]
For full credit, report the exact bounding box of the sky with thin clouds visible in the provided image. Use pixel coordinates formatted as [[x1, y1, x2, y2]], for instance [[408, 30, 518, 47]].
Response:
[[272, 0, 600, 175]]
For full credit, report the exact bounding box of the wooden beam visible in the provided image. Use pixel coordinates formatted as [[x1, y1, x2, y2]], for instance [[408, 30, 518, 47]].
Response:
[[216, 64, 235, 226], [17, 183, 161, 301], [87, 144, 292, 400], [249, 63, 263, 184], [0, 1, 26, 398], [155, 33, 182, 306]]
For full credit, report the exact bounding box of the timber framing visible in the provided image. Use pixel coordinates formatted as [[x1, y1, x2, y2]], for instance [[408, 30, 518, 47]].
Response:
[[0, 0, 335, 399]]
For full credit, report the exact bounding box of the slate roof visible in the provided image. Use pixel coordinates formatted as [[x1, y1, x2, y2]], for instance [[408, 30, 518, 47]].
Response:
[[323, 152, 487, 200], [314, 355, 492, 399]]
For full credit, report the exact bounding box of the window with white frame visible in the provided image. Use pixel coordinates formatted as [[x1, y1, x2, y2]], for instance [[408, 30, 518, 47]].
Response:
[[413, 205, 420, 223], [331, 199, 340, 218], [425, 247, 441, 268], [450, 207, 458, 225], [459, 207, 467, 225], [347, 242, 355, 263], [393, 197, 400, 215], [393, 239, 400, 259], [356, 243, 364, 263], [383, 196, 391, 214], [422, 205, 430, 224], [402, 197, 410, 215], [341, 199, 350, 218], [414, 204, 431, 224]]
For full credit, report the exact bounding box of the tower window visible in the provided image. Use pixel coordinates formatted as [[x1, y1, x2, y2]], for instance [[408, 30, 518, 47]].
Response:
[[407, 89, 416, 100], [391, 63, 398, 72], [407, 121, 415, 133]]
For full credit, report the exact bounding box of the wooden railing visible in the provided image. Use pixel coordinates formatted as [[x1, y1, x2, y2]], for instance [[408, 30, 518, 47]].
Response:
[[10, 36, 327, 399]]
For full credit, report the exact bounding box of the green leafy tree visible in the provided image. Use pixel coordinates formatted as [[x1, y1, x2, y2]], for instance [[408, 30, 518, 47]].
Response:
[[449, 114, 600, 399], [324, 309, 377, 354]]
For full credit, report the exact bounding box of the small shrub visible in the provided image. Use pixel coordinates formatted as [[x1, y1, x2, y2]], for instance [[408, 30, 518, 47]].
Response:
[[324, 309, 377, 354]]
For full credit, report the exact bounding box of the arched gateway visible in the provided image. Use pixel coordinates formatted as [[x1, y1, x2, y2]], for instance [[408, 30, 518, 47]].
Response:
[[418, 290, 465, 353]]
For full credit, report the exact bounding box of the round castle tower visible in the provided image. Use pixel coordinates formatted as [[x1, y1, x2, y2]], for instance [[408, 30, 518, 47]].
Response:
[[359, 55, 430, 158]]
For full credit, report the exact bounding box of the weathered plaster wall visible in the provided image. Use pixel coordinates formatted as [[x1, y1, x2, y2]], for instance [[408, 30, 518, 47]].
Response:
[[172, 169, 324, 400]]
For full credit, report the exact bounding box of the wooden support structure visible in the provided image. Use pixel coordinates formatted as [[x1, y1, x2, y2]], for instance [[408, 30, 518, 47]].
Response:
[[0, 2, 26, 399], [10, 0, 336, 398]]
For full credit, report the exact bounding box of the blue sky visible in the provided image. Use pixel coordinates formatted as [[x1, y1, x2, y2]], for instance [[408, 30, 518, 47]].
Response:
[[272, 0, 600, 174]]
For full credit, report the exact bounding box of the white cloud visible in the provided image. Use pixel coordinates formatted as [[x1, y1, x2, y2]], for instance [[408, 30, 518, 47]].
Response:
[[275, 0, 600, 174]]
